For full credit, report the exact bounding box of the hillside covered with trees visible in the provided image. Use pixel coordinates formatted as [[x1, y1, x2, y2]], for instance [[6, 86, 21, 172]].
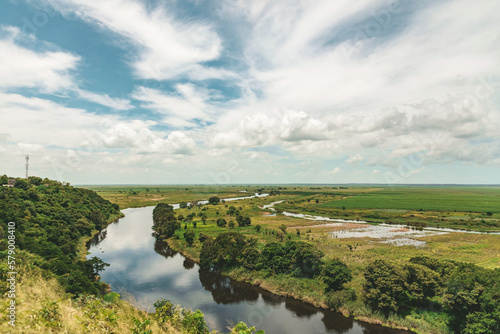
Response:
[[0, 176, 120, 295], [0, 177, 261, 333]]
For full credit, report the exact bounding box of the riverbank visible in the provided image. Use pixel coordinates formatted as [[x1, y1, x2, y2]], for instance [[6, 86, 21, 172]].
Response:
[[77, 211, 125, 261], [165, 238, 417, 334]]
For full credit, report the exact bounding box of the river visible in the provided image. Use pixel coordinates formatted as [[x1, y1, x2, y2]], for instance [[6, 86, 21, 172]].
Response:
[[87, 201, 411, 334]]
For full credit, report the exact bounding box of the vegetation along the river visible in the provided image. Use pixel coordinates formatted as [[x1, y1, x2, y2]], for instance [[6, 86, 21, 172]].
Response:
[[0, 176, 262, 333]]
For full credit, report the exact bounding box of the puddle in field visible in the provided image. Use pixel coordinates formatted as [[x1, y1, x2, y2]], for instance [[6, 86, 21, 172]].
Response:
[[261, 200, 500, 247]]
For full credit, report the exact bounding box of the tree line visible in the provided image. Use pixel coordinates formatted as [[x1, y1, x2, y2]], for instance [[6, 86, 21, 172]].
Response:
[[199, 232, 352, 292], [364, 257, 500, 334], [0, 176, 119, 296]]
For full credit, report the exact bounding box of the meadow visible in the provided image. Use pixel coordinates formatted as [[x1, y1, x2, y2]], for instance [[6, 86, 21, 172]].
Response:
[[82, 184, 261, 208], [320, 186, 500, 213]]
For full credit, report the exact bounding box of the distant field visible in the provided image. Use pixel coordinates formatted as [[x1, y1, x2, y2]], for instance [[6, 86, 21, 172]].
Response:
[[321, 186, 500, 213], [81, 185, 255, 208]]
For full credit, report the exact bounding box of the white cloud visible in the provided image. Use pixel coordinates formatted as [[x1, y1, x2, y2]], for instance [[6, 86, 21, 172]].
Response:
[[330, 167, 341, 174], [0, 26, 133, 110], [347, 154, 364, 163], [132, 85, 212, 127], [211, 110, 328, 148], [101, 123, 196, 155], [75, 89, 133, 110], [17, 143, 45, 154], [43, 0, 223, 80], [0, 26, 78, 92]]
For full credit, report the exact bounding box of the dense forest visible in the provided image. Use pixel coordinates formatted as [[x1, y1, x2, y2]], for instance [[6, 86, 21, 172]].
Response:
[[0, 176, 120, 295]]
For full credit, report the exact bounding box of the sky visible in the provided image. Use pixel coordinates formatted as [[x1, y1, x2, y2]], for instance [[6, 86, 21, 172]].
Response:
[[0, 0, 499, 185]]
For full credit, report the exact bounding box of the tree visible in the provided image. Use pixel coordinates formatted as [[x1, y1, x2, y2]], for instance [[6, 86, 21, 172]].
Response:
[[179, 202, 188, 209], [208, 196, 220, 205], [322, 259, 352, 291], [228, 221, 235, 228], [445, 263, 500, 333], [243, 216, 251, 226], [255, 224, 262, 232], [216, 218, 227, 227], [364, 259, 408, 314], [152, 203, 179, 238], [184, 230, 196, 247], [14, 179, 29, 190], [199, 233, 210, 243], [200, 232, 248, 270], [404, 263, 439, 305], [279, 224, 287, 233], [227, 206, 236, 215], [28, 176, 43, 186]]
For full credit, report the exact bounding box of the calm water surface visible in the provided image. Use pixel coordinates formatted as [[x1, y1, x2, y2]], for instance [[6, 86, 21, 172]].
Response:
[[88, 206, 412, 334]]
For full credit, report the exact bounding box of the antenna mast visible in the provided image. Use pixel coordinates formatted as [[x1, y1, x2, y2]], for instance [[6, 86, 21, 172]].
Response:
[[25, 155, 29, 179]]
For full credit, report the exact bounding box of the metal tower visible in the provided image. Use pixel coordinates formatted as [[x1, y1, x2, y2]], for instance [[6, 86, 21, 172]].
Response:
[[25, 155, 29, 179]]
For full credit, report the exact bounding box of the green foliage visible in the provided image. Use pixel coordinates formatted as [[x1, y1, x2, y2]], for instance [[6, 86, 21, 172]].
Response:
[[131, 317, 152, 334], [322, 259, 352, 291], [200, 232, 324, 279], [0, 178, 119, 296], [154, 299, 209, 334], [404, 263, 440, 305], [200, 232, 249, 270], [230, 321, 265, 334], [445, 263, 500, 333], [184, 230, 196, 247], [216, 218, 227, 227], [208, 196, 220, 205], [181, 309, 208, 334], [198, 233, 210, 243], [179, 202, 188, 209], [236, 215, 251, 227], [153, 298, 178, 323], [325, 289, 357, 310], [364, 259, 408, 314], [103, 292, 120, 303], [152, 203, 179, 238], [14, 178, 29, 190], [39, 300, 62, 328]]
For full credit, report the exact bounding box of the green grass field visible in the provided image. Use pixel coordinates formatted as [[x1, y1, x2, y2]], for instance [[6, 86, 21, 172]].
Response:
[[320, 186, 500, 213], [82, 185, 258, 208]]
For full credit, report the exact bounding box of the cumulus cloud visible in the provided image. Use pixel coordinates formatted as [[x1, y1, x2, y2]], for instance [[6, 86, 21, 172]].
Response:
[[101, 123, 196, 155], [211, 110, 327, 148]]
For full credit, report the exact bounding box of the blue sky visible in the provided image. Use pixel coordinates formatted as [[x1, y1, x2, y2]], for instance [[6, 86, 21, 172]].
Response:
[[0, 0, 499, 184]]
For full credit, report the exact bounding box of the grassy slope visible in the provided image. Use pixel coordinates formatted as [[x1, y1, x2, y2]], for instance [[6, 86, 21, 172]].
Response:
[[0, 252, 182, 334]]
